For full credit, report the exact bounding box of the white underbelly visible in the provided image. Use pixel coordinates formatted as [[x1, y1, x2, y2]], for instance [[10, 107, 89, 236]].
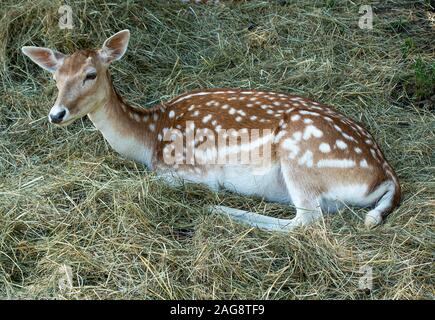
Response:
[[217, 164, 291, 203], [163, 163, 291, 203]]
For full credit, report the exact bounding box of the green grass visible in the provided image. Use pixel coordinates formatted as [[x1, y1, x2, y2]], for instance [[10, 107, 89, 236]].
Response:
[[413, 57, 435, 101], [0, 0, 434, 299]]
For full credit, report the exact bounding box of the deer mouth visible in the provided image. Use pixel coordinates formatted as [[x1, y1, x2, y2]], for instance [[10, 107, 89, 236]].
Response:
[[50, 116, 76, 127]]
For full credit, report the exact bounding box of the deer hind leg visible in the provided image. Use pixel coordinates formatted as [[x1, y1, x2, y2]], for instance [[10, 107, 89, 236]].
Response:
[[364, 180, 397, 228], [279, 160, 324, 227], [209, 161, 323, 232]]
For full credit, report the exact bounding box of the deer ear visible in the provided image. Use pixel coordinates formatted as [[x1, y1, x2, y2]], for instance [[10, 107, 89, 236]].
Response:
[[21, 46, 65, 73], [99, 29, 130, 64]]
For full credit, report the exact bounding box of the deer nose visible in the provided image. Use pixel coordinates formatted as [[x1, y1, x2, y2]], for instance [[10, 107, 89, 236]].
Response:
[[49, 109, 66, 123], [49, 105, 68, 124]]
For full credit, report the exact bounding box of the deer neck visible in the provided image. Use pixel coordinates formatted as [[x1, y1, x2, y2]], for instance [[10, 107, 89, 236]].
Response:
[[87, 74, 161, 170]]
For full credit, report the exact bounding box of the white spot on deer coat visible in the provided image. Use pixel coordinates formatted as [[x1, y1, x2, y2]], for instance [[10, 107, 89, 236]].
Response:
[[342, 132, 356, 142], [202, 114, 212, 123], [336, 140, 347, 150], [298, 150, 314, 167], [317, 159, 355, 168], [282, 136, 300, 159], [319, 142, 331, 153], [360, 159, 369, 168], [292, 131, 302, 141], [303, 125, 323, 140], [300, 110, 319, 116], [291, 114, 301, 121]]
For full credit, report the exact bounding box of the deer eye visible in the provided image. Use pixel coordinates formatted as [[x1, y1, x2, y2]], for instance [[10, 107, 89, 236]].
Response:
[[84, 72, 97, 82]]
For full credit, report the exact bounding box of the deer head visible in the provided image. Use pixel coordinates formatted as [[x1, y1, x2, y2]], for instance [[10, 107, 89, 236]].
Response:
[[21, 30, 130, 126]]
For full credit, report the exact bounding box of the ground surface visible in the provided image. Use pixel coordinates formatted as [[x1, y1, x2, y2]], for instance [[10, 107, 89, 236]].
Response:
[[0, 0, 434, 299]]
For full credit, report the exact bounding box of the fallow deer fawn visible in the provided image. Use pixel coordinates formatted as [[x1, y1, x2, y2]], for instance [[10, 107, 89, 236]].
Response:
[[22, 30, 401, 232]]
